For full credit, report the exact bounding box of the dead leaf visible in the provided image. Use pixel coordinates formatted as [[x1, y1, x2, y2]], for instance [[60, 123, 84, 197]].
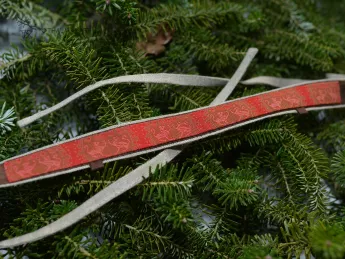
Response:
[[136, 25, 174, 56]]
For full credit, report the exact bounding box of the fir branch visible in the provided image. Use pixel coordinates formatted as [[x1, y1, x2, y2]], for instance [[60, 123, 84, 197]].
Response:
[[263, 30, 343, 71], [0, 0, 68, 28], [309, 222, 345, 259], [270, 30, 343, 57], [331, 150, 345, 188], [262, 0, 315, 34], [281, 131, 329, 211], [134, 1, 246, 40], [213, 177, 259, 210], [0, 102, 16, 135], [123, 217, 173, 254], [204, 205, 240, 244], [0, 130, 23, 160], [58, 162, 133, 198], [64, 236, 98, 259], [40, 30, 108, 88], [317, 120, 345, 153], [149, 82, 219, 113], [178, 29, 245, 71], [96, 47, 154, 126], [278, 161, 293, 201], [0, 49, 32, 79], [257, 199, 311, 226], [167, 85, 218, 111], [154, 200, 194, 230], [279, 220, 312, 258], [139, 163, 194, 203], [187, 151, 227, 192], [96, 83, 153, 126]]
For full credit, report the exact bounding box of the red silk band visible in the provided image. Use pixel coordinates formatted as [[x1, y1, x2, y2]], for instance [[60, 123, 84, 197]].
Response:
[[1, 81, 343, 184]]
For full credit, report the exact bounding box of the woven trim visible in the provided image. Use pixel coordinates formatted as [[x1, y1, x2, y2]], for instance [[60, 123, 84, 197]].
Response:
[[1, 77, 342, 167], [3, 80, 342, 183]]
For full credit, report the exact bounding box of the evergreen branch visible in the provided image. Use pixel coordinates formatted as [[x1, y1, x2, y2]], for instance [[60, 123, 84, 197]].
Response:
[[139, 163, 194, 203], [257, 199, 311, 225], [168, 88, 203, 109], [263, 30, 343, 71], [0, 43, 43, 80], [123, 218, 172, 253], [0, 130, 23, 160], [262, 0, 315, 34], [260, 129, 328, 212], [64, 236, 98, 259], [98, 90, 123, 124], [283, 146, 317, 193], [75, 180, 113, 185], [180, 224, 213, 254], [96, 83, 153, 126], [325, 28, 345, 45], [1, 0, 345, 257], [58, 162, 133, 198], [204, 205, 240, 243], [0, 0, 67, 28], [154, 200, 194, 230], [178, 29, 245, 71], [279, 220, 312, 258], [152, 84, 218, 112], [250, 233, 279, 248], [0, 102, 16, 135], [171, 89, 201, 108], [55, 227, 128, 258], [331, 150, 345, 188], [270, 30, 343, 57], [277, 162, 293, 202], [282, 131, 329, 211], [97, 47, 154, 126], [0, 52, 32, 74], [213, 179, 259, 209], [134, 1, 246, 39], [262, 151, 302, 203], [40, 30, 108, 88], [141, 180, 194, 188], [187, 151, 227, 192], [317, 120, 345, 152], [309, 222, 345, 259], [210, 155, 260, 209]]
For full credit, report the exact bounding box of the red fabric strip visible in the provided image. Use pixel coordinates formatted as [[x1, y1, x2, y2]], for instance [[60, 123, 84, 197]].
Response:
[[3, 81, 342, 183]]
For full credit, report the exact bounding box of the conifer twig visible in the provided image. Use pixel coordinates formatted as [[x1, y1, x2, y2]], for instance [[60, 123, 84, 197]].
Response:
[[0, 54, 32, 72]]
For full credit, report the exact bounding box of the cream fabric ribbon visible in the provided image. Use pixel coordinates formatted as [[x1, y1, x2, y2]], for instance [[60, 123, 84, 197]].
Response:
[[240, 73, 345, 87]]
